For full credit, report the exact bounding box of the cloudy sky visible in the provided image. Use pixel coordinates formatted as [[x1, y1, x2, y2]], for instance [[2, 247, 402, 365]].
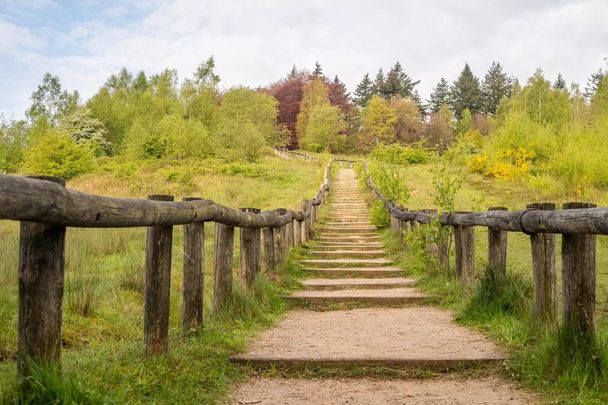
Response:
[[1, 0, 607, 118]]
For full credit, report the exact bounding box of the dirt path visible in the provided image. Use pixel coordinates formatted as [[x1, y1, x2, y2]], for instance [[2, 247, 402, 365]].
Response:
[[229, 168, 538, 404]]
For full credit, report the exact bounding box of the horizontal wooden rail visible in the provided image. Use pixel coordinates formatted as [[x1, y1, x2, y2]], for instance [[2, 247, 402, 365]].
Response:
[[362, 161, 608, 235], [0, 162, 331, 228]]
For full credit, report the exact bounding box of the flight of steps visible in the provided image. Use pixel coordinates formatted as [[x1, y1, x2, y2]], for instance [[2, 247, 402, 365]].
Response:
[[288, 169, 429, 307]]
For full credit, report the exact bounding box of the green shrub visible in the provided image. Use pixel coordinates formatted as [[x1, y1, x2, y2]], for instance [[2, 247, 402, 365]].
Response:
[[370, 143, 432, 165], [370, 200, 389, 227], [221, 162, 268, 178], [21, 131, 94, 180], [368, 161, 411, 205]]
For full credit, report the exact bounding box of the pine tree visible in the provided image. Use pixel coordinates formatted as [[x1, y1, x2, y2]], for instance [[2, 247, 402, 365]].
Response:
[[328, 75, 352, 114], [287, 65, 299, 79], [584, 68, 607, 99], [372, 69, 386, 97], [481, 62, 512, 115], [313, 61, 323, 78], [553, 73, 567, 91], [384, 62, 419, 98], [354, 73, 373, 107], [427, 78, 450, 113], [450, 63, 483, 119]]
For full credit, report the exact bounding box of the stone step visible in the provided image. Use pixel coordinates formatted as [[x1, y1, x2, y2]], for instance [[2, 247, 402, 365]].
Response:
[[316, 242, 384, 248], [317, 235, 382, 241], [300, 258, 393, 267], [301, 277, 415, 290], [286, 288, 430, 306], [230, 307, 507, 372], [302, 267, 403, 278], [323, 221, 373, 225], [317, 227, 377, 233], [309, 250, 388, 258]]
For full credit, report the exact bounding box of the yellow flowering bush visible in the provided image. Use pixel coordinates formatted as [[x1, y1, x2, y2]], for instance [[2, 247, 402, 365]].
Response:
[[466, 147, 536, 181]]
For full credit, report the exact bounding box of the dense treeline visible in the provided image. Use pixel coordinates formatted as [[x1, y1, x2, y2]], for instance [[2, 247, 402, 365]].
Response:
[[1, 57, 608, 193]]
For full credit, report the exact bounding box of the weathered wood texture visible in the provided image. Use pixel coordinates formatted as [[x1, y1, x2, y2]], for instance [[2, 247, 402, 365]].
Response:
[[487, 207, 508, 279], [182, 198, 204, 334], [454, 222, 475, 282], [294, 219, 301, 247], [144, 195, 174, 354], [213, 222, 234, 311], [240, 208, 261, 288], [562, 202, 597, 344], [18, 176, 66, 375], [262, 227, 275, 273], [528, 203, 557, 326]]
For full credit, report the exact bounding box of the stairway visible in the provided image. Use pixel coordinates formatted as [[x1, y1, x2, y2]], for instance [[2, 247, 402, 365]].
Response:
[[229, 167, 535, 404]]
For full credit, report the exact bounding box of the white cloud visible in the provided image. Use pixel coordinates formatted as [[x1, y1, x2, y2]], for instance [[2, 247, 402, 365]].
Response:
[[1, 0, 607, 117]]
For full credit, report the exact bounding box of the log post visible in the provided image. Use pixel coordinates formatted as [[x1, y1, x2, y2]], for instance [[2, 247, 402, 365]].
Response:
[[18, 176, 66, 377], [528, 203, 557, 326], [287, 219, 294, 247], [273, 209, 286, 266], [311, 204, 317, 224], [294, 219, 301, 247], [262, 227, 275, 273], [144, 195, 174, 354], [454, 215, 475, 282], [399, 208, 408, 246], [182, 198, 204, 334], [213, 222, 234, 312], [487, 207, 508, 280], [409, 211, 418, 231], [423, 209, 439, 258], [240, 208, 261, 289], [561, 202, 597, 348]]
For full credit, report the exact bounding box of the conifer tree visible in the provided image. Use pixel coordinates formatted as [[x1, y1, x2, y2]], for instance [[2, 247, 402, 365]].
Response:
[[372, 69, 386, 96], [450, 63, 483, 119], [384, 62, 420, 98], [427, 78, 450, 113], [354, 73, 373, 107], [584, 68, 607, 99], [481, 62, 512, 115], [312, 61, 323, 78], [553, 73, 567, 91]]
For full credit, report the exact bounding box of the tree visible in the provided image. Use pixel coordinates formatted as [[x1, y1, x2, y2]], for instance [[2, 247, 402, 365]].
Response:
[[22, 131, 94, 180], [383, 62, 420, 99], [213, 87, 282, 161], [427, 78, 450, 113], [591, 76, 608, 117], [0, 117, 27, 173], [312, 61, 323, 78], [389, 97, 424, 144], [358, 95, 398, 152], [553, 73, 567, 91], [26, 73, 79, 125], [450, 63, 483, 119], [354, 73, 374, 107], [296, 79, 329, 142], [481, 62, 512, 115], [372, 69, 386, 96], [59, 108, 112, 156], [301, 104, 346, 152], [194, 56, 220, 88], [328, 75, 353, 114], [267, 68, 307, 148], [584, 68, 607, 99], [425, 111, 454, 151]]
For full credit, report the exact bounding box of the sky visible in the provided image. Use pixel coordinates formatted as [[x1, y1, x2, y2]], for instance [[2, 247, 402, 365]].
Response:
[[1, 0, 607, 119]]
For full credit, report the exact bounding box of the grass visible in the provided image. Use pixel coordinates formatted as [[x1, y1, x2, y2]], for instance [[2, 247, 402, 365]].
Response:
[[374, 160, 608, 403], [0, 153, 323, 403]]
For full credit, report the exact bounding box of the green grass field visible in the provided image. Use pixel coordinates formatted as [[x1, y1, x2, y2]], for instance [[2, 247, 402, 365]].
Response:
[[0, 154, 322, 403]]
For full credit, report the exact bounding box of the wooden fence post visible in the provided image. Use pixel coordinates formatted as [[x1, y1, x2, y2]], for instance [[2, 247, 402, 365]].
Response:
[[18, 176, 66, 377], [487, 207, 508, 280], [287, 219, 294, 247], [182, 197, 204, 334], [273, 209, 286, 266], [240, 208, 261, 289], [409, 211, 418, 231], [213, 222, 234, 312], [527, 203, 557, 326], [423, 209, 439, 258], [294, 219, 301, 247], [561, 202, 597, 347], [262, 227, 275, 273], [144, 195, 174, 354], [399, 207, 408, 246], [454, 215, 475, 282]]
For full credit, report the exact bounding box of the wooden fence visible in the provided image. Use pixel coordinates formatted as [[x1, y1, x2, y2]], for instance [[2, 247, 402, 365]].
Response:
[[273, 147, 316, 161], [363, 161, 606, 352], [0, 161, 332, 378]]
